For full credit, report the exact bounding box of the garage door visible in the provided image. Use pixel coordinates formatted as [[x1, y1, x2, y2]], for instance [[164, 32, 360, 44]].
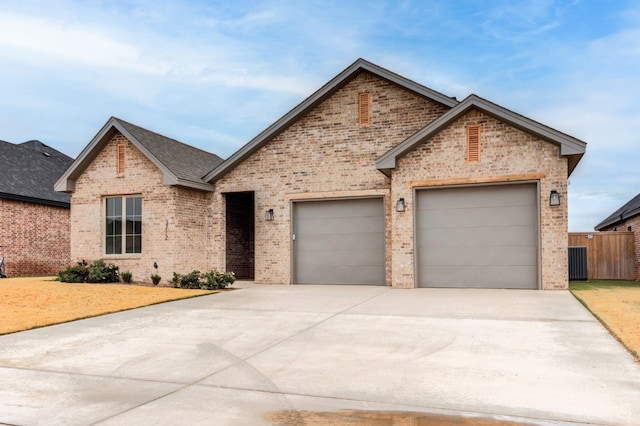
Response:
[[416, 184, 538, 289], [293, 198, 385, 285]]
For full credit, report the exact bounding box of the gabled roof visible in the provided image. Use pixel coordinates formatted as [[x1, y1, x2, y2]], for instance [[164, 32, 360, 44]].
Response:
[[0, 139, 73, 207], [55, 117, 223, 193], [595, 193, 640, 230], [204, 58, 459, 183], [376, 95, 586, 177]]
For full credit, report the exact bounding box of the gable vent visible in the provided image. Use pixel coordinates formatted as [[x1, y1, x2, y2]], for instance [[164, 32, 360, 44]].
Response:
[[117, 143, 126, 175], [359, 92, 371, 126], [466, 124, 481, 163]]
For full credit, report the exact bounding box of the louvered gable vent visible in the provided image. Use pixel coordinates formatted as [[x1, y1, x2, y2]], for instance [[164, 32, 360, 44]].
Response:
[[466, 124, 481, 163], [359, 92, 371, 126], [117, 143, 126, 175]]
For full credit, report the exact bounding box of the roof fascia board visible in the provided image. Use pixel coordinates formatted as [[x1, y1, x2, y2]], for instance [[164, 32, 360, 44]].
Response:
[[596, 206, 640, 230], [204, 58, 459, 183], [376, 95, 586, 175], [0, 192, 70, 208], [55, 119, 119, 192]]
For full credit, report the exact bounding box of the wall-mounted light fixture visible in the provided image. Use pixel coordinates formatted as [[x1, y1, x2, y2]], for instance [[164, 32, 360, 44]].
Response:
[[549, 190, 560, 206], [265, 209, 274, 221], [395, 198, 406, 212]]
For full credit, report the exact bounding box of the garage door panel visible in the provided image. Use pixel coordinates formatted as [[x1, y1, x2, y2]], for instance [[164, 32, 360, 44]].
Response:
[[419, 245, 537, 267], [418, 206, 536, 229], [297, 216, 384, 235], [419, 265, 538, 289], [296, 232, 384, 250], [294, 198, 385, 285], [419, 225, 538, 247], [297, 265, 386, 285], [296, 248, 385, 267], [416, 184, 538, 289], [420, 185, 536, 210]]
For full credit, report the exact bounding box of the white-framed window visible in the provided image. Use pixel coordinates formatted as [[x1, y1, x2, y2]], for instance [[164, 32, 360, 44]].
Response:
[[106, 196, 142, 254]]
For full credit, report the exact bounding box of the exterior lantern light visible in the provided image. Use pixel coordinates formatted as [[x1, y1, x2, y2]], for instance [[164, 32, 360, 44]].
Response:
[[549, 190, 560, 206], [265, 209, 274, 221], [396, 198, 406, 212]]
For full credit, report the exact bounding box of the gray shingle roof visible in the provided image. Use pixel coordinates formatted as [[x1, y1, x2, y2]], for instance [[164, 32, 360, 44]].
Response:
[[595, 193, 640, 230], [114, 118, 224, 185], [0, 139, 73, 207], [56, 117, 224, 193]]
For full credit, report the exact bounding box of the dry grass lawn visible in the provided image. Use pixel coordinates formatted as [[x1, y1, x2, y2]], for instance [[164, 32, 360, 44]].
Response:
[[571, 280, 640, 359], [0, 276, 214, 335]]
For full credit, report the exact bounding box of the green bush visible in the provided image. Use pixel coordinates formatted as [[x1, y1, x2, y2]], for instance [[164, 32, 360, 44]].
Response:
[[201, 270, 235, 290], [121, 271, 133, 283], [151, 274, 161, 285], [57, 260, 119, 283], [171, 269, 235, 290]]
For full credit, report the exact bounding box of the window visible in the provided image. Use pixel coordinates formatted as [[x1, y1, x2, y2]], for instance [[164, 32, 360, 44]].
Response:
[[106, 196, 142, 254], [116, 144, 126, 175], [466, 124, 481, 162], [358, 92, 371, 126]]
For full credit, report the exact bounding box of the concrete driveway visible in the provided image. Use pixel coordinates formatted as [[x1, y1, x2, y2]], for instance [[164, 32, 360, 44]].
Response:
[[1, 284, 639, 425]]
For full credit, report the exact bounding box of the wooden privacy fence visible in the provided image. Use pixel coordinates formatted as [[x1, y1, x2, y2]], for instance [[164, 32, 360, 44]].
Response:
[[568, 232, 635, 280]]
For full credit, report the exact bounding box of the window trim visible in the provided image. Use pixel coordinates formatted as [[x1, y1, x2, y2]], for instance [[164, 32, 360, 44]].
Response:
[[105, 195, 142, 255]]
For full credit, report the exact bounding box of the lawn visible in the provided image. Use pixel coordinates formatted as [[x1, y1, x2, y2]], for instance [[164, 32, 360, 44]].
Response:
[[0, 276, 215, 335], [570, 279, 640, 360]]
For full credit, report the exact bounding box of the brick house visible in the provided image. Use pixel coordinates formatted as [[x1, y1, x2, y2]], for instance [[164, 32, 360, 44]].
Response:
[[0, 140, 73, 276], [595, 194, 640, 280], [56, 59, 586, 289]]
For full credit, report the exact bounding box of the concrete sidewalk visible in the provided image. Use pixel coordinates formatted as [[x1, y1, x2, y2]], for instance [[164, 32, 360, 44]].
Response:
[[1, 284, 639, 425]]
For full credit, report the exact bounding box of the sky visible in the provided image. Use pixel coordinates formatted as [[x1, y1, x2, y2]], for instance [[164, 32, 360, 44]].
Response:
[[0, 0, 638, 231]]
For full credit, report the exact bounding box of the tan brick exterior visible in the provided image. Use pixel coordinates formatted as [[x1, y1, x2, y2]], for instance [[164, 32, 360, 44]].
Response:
[[68, 71, 574, 290], [70, 132, 212, 285], [601, 215, 640, 281], [0, 198, 70, 276], [212, 72, 449, 284], [390, 110, 568, 289], [213, 74, 569, 289]]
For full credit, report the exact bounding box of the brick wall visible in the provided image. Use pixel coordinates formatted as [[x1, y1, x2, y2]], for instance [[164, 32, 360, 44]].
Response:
[[391, 110, 568, 289], [70, 132, 212, 285], [213, 71, 450, 284], [0, 198, 70, 276]]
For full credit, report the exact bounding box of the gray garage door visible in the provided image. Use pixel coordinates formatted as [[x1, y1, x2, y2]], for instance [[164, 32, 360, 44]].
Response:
[[416, 184, 538, 289], [293, 198, 385, 285]]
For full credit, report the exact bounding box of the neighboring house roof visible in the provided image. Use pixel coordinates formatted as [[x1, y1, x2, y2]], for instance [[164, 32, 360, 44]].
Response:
[[0, 139, 73, 207], [376, 94, 587, 177], [55, 117, 224, 193], [595, 193, 640, 230], [204, 58, 459, 183]]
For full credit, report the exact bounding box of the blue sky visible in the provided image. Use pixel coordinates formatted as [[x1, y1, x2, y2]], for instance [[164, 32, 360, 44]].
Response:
[[1, 0, 638, 231]]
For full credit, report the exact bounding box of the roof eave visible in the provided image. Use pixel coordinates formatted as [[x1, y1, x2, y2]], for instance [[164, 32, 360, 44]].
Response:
[[55, 117, 187, 193], [0, 192, 70, 208], [376, 95, 587, 178]]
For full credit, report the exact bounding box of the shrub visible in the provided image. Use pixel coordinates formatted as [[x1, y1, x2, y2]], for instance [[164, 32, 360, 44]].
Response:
[[201, 270, 235, 290], [57, 263, 89, 283], [57, 260, 119, 284], [121, 271, 133, 284], [171, 270, 201, 289], [171, 269, 235, 290], [151, 274, 161, 285]]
